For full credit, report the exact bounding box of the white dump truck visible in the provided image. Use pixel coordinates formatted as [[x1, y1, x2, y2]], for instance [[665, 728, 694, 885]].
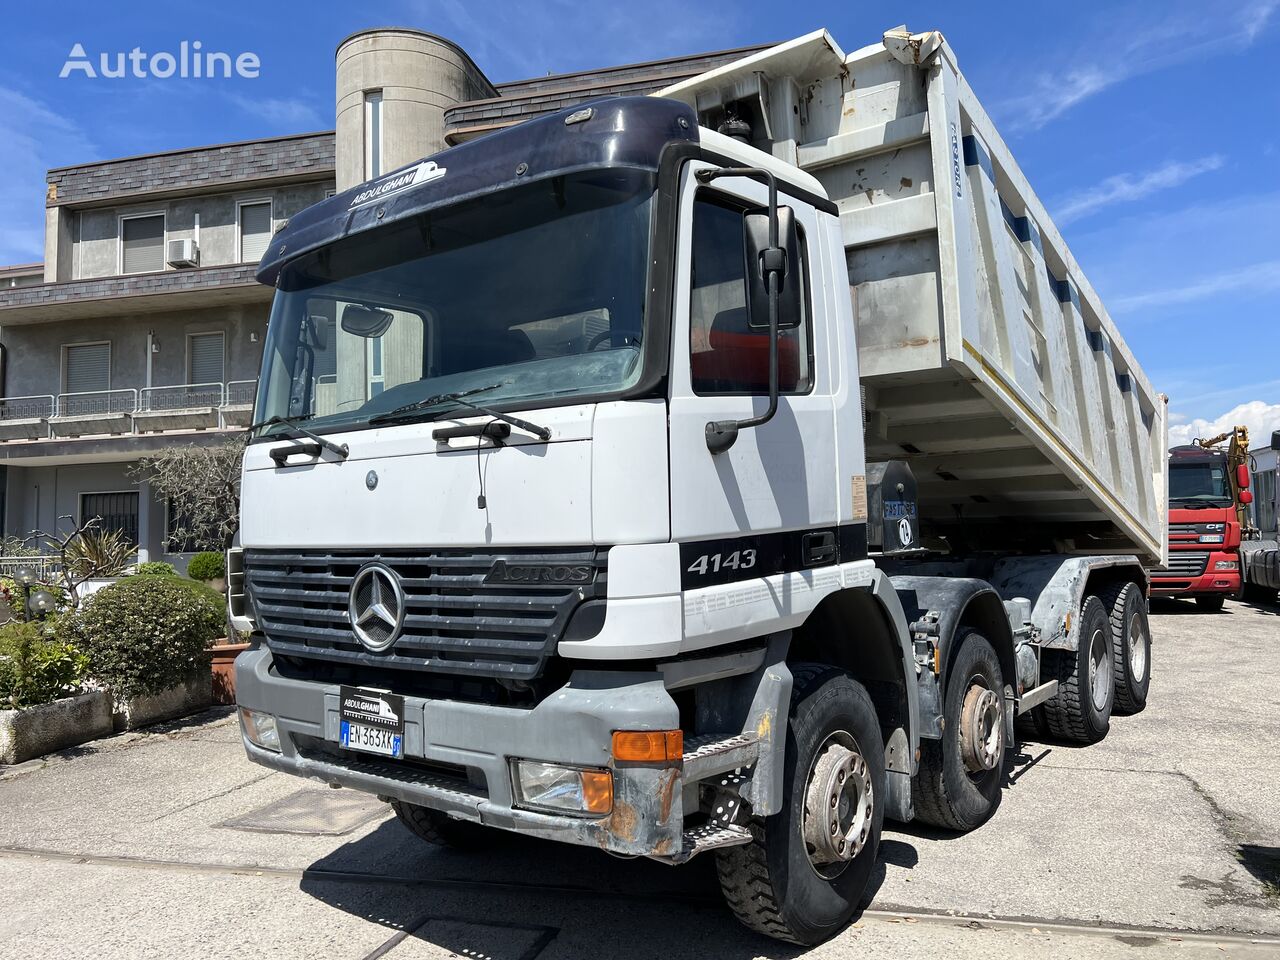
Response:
[[231, 29, 1168, 944]]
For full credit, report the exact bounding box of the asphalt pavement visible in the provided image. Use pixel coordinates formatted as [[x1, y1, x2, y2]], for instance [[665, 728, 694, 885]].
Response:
[[0, 596, 1277, 959]]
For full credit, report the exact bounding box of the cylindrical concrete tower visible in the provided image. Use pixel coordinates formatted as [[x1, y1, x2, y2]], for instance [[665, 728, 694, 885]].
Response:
[[334, 28, 496, 190]]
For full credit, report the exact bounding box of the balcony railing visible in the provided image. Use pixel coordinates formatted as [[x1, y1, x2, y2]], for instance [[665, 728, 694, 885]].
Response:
[[0, 380, 258, 440]]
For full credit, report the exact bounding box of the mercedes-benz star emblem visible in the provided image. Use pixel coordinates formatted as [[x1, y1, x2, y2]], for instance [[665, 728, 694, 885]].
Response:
[[348, 563, 405, 652]]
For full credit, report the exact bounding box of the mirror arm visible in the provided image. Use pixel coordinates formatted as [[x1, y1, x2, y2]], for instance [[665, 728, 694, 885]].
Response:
[[697, 167, 784, 455]]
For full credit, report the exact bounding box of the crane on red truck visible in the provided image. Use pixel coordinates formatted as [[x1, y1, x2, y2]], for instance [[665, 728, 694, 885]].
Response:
[[1151, 426, 1255, 611]]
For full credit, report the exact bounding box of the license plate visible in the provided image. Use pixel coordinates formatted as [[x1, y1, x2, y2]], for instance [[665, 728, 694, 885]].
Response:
[[338, 686, 405, 759]]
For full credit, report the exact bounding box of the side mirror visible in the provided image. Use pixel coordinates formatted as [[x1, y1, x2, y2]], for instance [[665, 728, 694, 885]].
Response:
[[1237, 464, 1251, 489], [744, 206, 802, 331], [1240, 490, 1254, 505], [341, 303, 394, 338], [1272, 429, 1280, 451]]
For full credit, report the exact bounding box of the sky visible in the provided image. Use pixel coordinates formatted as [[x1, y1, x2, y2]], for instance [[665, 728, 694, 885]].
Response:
[[0, 0, 1277, 447]]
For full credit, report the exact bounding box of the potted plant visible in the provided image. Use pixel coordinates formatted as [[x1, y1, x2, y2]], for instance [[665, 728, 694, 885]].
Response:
[[57, 574, 223, 730], [0, 620, 110, 764]]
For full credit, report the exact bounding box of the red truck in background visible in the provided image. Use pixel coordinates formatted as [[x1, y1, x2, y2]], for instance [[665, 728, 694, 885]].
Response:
[[1151, 427, 1256, 610]]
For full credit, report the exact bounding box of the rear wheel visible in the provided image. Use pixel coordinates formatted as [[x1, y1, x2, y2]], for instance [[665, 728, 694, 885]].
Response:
[[913, 630, 1005, 831], [716, 664, 885, 946], [1100, 581, 1150, 715], [391, 799, 492, 849], [1195, 595, 1226, 612], [1043, 595, 1113, 744]]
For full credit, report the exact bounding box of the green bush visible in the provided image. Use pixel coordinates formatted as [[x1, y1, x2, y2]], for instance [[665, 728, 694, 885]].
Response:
[[186, 551, 226, 582], [134, 561, 178, 577], [0, 620, 87, 709], [57, 574, 225, 699]]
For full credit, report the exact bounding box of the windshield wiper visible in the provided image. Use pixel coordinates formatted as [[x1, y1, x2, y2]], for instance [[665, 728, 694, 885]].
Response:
[[248, 414, 350, 461], [430, 395, 552, 441], [369, 383, 506, 425]]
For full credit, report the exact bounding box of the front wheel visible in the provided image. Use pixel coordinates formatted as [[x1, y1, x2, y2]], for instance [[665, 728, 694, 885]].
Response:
[[913, 630, 1005, 831], [715, 664, 885, 946], [1195, 595, 1226, 612], [391, 799, 492, 850]]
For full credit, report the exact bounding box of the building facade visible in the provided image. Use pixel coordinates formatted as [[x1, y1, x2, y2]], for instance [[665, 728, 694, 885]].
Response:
[[0, 28, 763, 563], [0, 134, 335, 563]]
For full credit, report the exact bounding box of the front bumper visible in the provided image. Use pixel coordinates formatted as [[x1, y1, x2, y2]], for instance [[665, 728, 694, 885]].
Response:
[[1150, 550, 1241, 597], [234, 645, 684, 857]]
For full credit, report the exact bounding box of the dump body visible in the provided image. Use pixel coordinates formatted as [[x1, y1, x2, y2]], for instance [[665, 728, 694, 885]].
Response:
[[661, 30, 1168, 564]]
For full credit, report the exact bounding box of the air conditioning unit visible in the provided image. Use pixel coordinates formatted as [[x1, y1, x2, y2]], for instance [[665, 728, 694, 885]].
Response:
[[166, 238, 199, 268]]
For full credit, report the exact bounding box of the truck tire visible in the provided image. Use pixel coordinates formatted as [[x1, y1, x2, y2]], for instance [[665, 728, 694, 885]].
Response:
[[1043, 595, 1113, 744], [1195, 596, 1225, 612], [390, 799, 491, 850], [912, 630, 1005, 832], [1100, 581, 1150, 715], [715, 663, 885, 946]]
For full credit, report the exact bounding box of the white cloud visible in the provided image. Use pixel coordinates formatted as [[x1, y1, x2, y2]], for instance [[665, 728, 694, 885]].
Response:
[[1169, 400, 1280, 447], [227, 94, 324, 130], [1002, 3, 1277, 131], [1111, 259, 1280, 312], [1055, 155, 1224, 224], [0, 86, 95, 266]]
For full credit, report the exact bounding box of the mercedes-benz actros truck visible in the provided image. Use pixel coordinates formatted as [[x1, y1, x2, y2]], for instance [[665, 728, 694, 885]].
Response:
[[230, 29, 1168, 944]]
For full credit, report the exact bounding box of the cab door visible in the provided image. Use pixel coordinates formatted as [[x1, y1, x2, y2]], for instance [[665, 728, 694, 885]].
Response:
[[668, 160, 839, 593]]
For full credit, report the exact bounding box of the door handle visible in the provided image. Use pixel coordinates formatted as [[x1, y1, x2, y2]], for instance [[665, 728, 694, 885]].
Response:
[[802, 531, 836, 567]]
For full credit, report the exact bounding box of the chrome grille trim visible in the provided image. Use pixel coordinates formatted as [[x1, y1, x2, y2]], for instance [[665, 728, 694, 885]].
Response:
[[244, 547, 606, 680]]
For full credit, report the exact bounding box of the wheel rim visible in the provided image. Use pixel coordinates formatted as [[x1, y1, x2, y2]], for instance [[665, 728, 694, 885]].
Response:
[[802, 732, 873, 879], [1128, 613, 1148, 683], [959, 679, 1003, 775], [1089, 625, 1113, 711]]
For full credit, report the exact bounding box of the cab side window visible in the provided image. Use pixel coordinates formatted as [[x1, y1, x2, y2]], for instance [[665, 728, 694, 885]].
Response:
[[689, 196, 812, 395]]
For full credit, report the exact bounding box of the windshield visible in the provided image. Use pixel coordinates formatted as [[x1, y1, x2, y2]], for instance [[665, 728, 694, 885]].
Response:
[[253, 169, 654, 436], [1169, 459, 1231, 505]]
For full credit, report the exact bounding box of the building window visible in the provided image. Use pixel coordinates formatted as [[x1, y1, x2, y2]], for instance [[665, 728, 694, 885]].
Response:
[[364, 91, 383, 179], [62, 341, 111, 395], [81, 491, 139, 547], [119, 213, 165, 274], [688, 197, 812, 395], [238, 200, 273, 263], [188, 332, 225, 385]]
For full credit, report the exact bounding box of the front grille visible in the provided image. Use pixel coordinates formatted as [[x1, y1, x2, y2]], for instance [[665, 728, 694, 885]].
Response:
[[1163, 551, 1209, 577], [1168, 523, 1197, 536], [245, 547, 606, 681]]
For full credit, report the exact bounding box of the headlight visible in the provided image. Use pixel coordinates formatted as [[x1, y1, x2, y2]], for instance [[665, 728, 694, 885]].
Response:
[[1199, 534, 1225, 543], [512, 759, 612, 815], [240, 707, 280, 752], [1214, 560, 1239, 570]]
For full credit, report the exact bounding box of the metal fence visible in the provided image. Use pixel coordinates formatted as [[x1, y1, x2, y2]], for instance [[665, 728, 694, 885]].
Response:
[[139, 382, 225, 412], [0, 380, 258, 432], [56, 388, 138, 418], [0, 555, 62, 583]]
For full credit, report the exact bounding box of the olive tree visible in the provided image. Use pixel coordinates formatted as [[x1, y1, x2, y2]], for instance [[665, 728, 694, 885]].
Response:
[[133, 437, 247, 553]]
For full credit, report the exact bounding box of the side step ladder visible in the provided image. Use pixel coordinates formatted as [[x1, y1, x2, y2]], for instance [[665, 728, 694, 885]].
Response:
[[664, 733, 760, 864]]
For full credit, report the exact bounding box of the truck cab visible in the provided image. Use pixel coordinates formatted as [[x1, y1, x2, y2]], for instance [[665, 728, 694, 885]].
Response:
[[1152, 445, 1245, 608]]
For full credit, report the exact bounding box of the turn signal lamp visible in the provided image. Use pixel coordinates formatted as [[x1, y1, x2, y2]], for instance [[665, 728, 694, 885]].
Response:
[[512, 760, 613, 815], [611, 730, 683, 763]]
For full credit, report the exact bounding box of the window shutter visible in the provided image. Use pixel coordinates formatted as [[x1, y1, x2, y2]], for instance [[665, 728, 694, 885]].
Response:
[[239, 203, 272, 263], [121, 215, 164, 273], [64, 343, 111, 394], [189, 333, 225, 385]]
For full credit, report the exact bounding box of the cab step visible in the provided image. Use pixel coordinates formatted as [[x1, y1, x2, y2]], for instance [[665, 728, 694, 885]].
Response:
[[681, 733, 759, 784], [663, 822, 752, 864]]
